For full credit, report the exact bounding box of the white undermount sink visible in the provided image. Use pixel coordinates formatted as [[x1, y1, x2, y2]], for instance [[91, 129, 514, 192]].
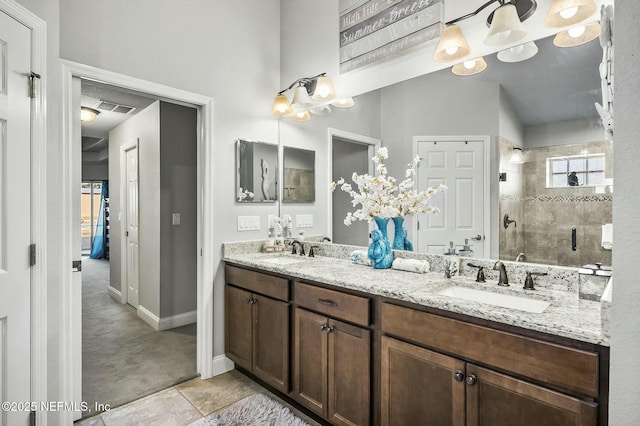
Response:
[[435, 286, 551, 314], [258, 256, 305, 266]]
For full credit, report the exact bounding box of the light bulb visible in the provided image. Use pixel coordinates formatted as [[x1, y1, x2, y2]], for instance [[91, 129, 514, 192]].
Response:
[[445, 46, 459, 55], [568, 25, 586, 38], [463, 60, 476, 70], [559, 6, 579, 19]]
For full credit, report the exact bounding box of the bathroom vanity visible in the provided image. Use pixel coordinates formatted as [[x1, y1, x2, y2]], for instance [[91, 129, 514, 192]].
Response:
[[223, 243, 609, 426]]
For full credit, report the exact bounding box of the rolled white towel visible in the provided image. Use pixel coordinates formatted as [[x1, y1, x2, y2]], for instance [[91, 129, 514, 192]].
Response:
[[351, 250, 371, 266], [392, 258, 430, 274]]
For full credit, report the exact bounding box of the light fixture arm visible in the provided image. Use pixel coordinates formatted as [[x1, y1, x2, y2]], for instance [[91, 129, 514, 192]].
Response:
[[277, 72, 327, 95], [446, 0, 505, 25]]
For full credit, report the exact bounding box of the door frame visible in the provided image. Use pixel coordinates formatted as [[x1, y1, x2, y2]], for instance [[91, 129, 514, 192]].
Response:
[[0, 1, 47, 424], [61, 60, 215, 425], [413, 135, 491, 257], [327, 128, 381, 240], [121, 139, 139, 307]]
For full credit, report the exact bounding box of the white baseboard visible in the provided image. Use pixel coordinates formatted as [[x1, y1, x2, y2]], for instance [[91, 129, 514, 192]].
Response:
[[158, 310, 197, 331], [137, 305, 160, 330], [107, 286, 121, 303], [137, 306, 197, 331], [211, 355, 235, 376]]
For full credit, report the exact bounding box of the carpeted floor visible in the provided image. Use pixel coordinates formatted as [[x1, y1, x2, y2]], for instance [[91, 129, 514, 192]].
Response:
[[82, 257, 197, 418]]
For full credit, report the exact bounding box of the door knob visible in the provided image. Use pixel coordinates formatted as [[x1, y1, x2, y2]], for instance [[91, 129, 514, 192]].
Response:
[[466, 374, 477, 386], [454, 370, 464, 382]]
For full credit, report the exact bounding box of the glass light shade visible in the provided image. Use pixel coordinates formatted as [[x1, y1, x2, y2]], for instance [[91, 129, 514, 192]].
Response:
[[433, 24, 471, 62], [80, 107, 100, 122], [331, 97, 355, 108], [290, 111, 311, 122], [451, 57, 487, 76], [484, 4, 527, 46], [510, 147, 524, 164], [291, 85, 314, 110], [553, 21, 601, 47], [544, 0, 597, 28], [311, 76, 336, 101], [497, 41, 538, 62], [271, 94, 292, 116], [310, 105, 332, 115]]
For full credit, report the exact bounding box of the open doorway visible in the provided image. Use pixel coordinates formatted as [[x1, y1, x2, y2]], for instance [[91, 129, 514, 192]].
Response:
[[79, 80, 199, 417]]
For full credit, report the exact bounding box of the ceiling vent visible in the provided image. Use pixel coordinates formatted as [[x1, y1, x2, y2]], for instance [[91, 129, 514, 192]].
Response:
[[95, 100, 136, 115]]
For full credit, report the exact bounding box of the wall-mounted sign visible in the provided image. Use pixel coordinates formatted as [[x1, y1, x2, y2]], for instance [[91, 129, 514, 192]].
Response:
[[339, 0, 443, 73]]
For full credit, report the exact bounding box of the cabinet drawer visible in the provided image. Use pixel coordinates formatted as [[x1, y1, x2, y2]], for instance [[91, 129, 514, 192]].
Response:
[[381, 302, 599, 398], [295, 282, 370, 326], [225, 265, 289, 301]]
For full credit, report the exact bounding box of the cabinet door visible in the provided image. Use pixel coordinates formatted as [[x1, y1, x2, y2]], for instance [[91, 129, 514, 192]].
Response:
[[328, 319, 370, 426], [466, 364, 598, 426], [252, 294, 290, 393], [381, 336, 465, 426], [225, 285, 253, 370], [294, 308, 328, 417]]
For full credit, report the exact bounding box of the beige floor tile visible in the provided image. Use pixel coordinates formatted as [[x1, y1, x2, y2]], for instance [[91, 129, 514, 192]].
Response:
[[74, 415, 105, 426], [100, 388, 202, 426], [175, 370, 262, 416]]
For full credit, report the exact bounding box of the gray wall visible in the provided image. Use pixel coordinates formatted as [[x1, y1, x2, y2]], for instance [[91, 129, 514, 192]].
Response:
[[82, 164, 109, 181], [332, 138, 370, 246], [611, 1, 640, 424], [109, 101, 161, 316], [525, 117, 605, 148], [159, 102, 197, 318]]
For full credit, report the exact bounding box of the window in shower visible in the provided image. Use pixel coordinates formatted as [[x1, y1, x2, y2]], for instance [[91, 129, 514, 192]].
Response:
[[547, 154, 605, 188]]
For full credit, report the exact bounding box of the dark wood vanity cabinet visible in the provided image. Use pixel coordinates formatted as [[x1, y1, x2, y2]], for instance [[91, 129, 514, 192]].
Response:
[[225, 265, 290, 393], [293, 283, 371, 426], [380, 302, 601, 426]]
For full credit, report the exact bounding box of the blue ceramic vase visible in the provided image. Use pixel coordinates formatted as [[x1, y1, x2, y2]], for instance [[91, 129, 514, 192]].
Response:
[[391, 216, 413, 251], [368, 216, 393, 269]]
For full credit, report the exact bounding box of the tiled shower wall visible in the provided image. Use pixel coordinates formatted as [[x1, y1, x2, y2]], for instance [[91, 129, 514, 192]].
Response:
[[499, 139, 613, 267]]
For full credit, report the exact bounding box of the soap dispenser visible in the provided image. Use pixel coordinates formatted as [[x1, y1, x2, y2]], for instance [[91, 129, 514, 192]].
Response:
[[444, 241, 457, 256], [458, 239, 474, 257]]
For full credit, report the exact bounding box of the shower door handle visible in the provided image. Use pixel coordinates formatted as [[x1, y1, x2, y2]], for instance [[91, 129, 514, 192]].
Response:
[[572, 228, 577, 251]]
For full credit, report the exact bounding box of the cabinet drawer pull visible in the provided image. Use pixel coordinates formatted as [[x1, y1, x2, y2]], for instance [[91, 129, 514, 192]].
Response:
[[454, 370, 465, 382], [466, 374, 477, 386], [318, 298, 338, 307]]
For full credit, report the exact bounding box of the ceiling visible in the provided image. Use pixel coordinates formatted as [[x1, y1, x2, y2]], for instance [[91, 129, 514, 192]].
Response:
[[81, 80, 157, 166], [466, 34, 602, 126]]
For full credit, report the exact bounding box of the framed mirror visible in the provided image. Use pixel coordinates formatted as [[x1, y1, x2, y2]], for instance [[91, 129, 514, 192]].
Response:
[[283, 147, 315, 203], [236, 139, 278, 202]]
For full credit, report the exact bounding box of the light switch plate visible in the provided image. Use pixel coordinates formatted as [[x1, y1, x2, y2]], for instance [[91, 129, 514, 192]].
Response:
[[238, 215, 260, 231], [172, 213, 181, 225], [296, 214, 313, 228]]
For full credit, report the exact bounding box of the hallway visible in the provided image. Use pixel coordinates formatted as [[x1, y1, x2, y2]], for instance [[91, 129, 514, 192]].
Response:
[[82, 258, 197, 417]]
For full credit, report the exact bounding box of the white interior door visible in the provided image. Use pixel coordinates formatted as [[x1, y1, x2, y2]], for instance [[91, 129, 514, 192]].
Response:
[[0, 10, 31, 426], [416, 138, 487, 257], [124, 144, 139, 308]]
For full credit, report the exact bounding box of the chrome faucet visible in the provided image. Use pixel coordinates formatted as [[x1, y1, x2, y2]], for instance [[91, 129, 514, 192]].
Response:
[[493, 261, 509, 286], [514, 253, 527, 262]]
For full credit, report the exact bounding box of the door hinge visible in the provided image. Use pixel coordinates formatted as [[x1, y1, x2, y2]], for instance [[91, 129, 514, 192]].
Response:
[[29, 72, 41, 99], [29, 410, 36, 426], [417, 221, 420, 230], [29, 244, 36, 267]]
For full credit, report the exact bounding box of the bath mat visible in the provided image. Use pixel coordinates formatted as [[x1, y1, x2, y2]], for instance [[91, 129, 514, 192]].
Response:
[[191, 393, 311, 426]]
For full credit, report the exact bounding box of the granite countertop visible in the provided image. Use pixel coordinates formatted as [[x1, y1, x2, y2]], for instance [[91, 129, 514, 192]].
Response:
[[223, 251, 608, 347]]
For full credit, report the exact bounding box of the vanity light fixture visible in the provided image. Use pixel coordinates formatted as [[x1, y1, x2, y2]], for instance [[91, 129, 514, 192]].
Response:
[[510, 147, 525, 164], [80, 106, 100, 122], [543, 0, 598, 28], [331, 97, 355, 109], [452, 57, 488, 76], [433, 0, 537, 63], [497, 41, 538, 62], [553, 21, 601, 47], [271, 73, 353, 122]]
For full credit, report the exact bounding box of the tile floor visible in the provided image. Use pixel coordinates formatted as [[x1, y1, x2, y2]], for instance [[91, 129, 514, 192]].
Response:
[[74, 370, 322, 426]]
